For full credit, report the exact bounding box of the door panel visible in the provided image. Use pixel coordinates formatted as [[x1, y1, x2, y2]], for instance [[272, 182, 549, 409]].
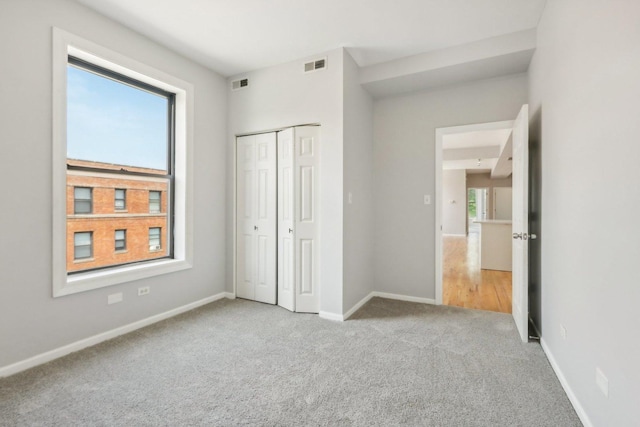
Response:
[[277, 128, 295, 311], [236, 136, 255, 300], [254, 132, 277, 304], [512, 104, 529, 342], [294, 127, 320, 313], [236, 133, 277, 305]]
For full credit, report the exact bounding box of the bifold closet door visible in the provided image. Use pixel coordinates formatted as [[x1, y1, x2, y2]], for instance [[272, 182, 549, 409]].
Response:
[[236, 133, 277, 304], [277, 126, 320, 313]]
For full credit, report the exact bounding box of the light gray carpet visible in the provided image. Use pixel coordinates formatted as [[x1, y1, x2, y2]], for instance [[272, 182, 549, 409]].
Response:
[[0, 297, 581, 426]]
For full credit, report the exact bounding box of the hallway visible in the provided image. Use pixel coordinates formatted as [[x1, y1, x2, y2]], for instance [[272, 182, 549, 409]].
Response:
[[443, 230, 512, 313]]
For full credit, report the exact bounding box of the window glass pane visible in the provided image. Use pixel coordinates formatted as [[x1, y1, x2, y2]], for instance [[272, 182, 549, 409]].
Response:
[[67, 65, 169, 172], [74, 232, 91, 245], [115, 230, 125, 240], [75, 246, 91, 259], [149, 228, 161, 248], [75, 201, 90, 214], [149, 191, 161, 213], [75, 187, 91, 199]]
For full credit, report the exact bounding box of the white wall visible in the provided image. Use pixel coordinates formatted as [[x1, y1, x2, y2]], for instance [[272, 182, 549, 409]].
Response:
[[342, 51, 374, 313], [373, 74, 527, 299], [227, 49, 345, 315], [0, 0, 227, 369], [529, 1, 640, 425], [442, 170, 467, 235]]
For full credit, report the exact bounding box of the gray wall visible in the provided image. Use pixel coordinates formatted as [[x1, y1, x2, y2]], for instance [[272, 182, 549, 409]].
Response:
[[373, 74, 528, 299], [342, 50, 374, 313], [0, 0, 227, 368], [529, 1, 640, 425]]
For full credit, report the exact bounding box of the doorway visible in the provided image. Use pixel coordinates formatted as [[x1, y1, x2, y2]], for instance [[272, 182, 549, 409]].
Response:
[[435, 120, 515, 314]]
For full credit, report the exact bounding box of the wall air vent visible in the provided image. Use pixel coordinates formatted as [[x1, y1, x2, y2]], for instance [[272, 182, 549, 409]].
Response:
[[231, 78, 249, 91], [304, 57, 327, 73]]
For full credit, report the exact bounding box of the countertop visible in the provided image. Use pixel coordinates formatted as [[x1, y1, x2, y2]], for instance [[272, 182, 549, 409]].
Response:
[[473, 219, 513, 225]]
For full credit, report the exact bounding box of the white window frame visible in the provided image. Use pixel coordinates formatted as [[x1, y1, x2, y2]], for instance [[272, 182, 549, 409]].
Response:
[[52, 28, 194, 297]]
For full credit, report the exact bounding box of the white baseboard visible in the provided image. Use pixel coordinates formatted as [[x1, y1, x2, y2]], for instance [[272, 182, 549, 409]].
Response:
[[343, 292, 376, 320], [0, 292, 230, 378], [319, 311, 344, 321], [224, 292, 236, 299], [540, 338, 593, 427], [373, 291, 436, 305], [443, 233, 466, 237], [335, 291, 437, 322]]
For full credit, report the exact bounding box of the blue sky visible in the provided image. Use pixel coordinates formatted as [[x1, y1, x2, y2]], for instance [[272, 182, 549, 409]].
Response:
[[67, 65, 168, 171]]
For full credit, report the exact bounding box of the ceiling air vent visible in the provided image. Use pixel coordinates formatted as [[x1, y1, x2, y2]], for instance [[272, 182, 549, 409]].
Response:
[[304, 57, 327, 73], [231, 78, 249, 91]]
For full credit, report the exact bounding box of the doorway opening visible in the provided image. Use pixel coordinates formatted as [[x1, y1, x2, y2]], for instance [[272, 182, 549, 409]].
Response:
[[436, 121, 514, 314]]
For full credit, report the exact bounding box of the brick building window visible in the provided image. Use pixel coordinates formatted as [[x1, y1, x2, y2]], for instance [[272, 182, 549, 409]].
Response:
[[74, 232, 92, 260], [149, 191, 161, 213], [115, 230, 126, 251], [115, 189, 126, 210], [74, 187, 92, 214], [149, 227, 161, 251]]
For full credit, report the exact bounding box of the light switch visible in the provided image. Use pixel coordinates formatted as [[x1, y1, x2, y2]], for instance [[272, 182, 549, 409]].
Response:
[[348, 192, 353, 204]]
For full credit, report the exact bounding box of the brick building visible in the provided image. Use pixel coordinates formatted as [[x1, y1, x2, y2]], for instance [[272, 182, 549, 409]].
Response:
[[66, 159, 169, 273]]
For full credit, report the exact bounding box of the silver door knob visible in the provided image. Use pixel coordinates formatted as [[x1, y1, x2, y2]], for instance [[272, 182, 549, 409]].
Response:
[[289, 228, 293, 234], [512, 232, 522, 240], [254, 225, 258, 231], [530, 233, 537, 240]]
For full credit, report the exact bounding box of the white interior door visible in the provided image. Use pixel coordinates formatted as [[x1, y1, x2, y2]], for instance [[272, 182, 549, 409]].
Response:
[[494, 187, 513, 220], [277, 128, 295, 311], [511, 104, 529, 342], [236, 133, 277, 304], [236, 135, 255, 300], [293, 126, 320, 313]]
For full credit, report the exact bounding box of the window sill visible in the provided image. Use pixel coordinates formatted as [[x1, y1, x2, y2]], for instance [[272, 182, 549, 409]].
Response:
[[73, 257, 95, 263], [55, 258, 191, 297], [115, 249, 128, 254]]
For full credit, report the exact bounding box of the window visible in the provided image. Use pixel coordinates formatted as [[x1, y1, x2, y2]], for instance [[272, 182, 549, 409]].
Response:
[[74, 187, 92, 214], [65, 56, 173, 273], [115, 189, 126, 210], [115, 230, 126, 251], [149, 191, 161, 213], [149, 227, 161, 251], [53, 28, 193, 297], [74, 232, 92, 260]]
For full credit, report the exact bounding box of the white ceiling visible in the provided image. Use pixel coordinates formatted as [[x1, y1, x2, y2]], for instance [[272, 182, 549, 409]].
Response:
[[443, 129, 512, 173], [75, 0, 547, 77]]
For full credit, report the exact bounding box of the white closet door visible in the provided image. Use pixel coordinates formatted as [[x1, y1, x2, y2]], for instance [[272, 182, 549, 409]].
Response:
[[236, 133, 277, 304], [277, 128, 295, 311], [294, 126, 320, 313], [236, 135, 255, 300]]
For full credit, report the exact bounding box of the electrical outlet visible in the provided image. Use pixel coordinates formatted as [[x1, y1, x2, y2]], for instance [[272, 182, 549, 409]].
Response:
[[108, 293, 123, 305], [424, 195, 431, 205], [596, 368, 609, 397], [138, 286, 150, 296], [560, 324, 567, 340]]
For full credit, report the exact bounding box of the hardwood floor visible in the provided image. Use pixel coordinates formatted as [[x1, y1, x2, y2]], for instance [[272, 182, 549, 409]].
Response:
[[443, 231, 512, 313]]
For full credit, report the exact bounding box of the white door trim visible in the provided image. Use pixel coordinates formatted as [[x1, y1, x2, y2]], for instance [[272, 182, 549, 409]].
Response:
[[434, 120, 515, 305]]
